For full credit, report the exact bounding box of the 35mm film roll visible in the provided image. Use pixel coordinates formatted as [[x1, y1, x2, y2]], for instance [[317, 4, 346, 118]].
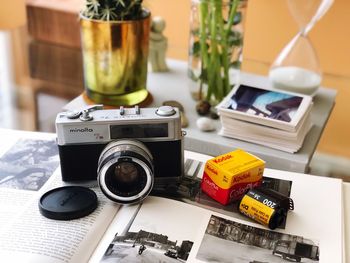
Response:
[[239, 187, 294, 229]]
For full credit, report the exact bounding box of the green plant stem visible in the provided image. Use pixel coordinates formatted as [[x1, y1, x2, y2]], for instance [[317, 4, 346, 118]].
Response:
[[223, 0, 239, 96], [213, 1, 224, 101], [225, 0, 239, 39], [207, 1, 220, 101], [207, 0, 228, 102], [199, 1, 209, 100], [197, 0, 241, 104], [216, 1, 229, 99]]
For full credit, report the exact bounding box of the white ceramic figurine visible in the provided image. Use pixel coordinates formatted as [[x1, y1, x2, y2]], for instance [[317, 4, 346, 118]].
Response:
[[149, 16, 169, 72]]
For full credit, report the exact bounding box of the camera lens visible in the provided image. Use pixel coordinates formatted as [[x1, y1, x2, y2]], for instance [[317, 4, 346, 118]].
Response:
[[97, 140, 154, 204], [105, 161, 147, 197]]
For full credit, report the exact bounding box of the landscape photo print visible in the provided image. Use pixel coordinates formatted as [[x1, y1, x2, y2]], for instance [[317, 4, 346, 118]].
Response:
[[100, 197, 201, 263], [196, 215, 319, 263]]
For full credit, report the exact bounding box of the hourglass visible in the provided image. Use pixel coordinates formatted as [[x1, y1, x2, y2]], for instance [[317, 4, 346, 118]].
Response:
[[269, 0, 334, 95]]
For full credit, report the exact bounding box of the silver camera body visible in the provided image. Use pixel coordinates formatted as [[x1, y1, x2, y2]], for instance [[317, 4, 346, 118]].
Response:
[[56, 106, 184, 204]]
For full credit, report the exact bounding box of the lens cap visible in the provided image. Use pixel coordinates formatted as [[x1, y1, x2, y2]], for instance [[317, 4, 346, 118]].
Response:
[[39, 186, 98, 220]]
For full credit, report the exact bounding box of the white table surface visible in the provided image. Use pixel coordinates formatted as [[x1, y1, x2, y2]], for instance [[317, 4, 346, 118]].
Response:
[[148, 60, 336, 173], [65, 59, 336, 173]]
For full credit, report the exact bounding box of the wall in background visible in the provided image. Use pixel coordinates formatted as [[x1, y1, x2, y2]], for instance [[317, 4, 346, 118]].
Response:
[[147, 0, 350, 159], [241, 0, 350, 159], [243, 0, 350, 78], [145, 0, 191, 59]]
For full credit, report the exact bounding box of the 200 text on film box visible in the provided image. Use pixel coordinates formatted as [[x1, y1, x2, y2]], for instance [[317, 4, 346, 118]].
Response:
[[201, 149, 265, 205]]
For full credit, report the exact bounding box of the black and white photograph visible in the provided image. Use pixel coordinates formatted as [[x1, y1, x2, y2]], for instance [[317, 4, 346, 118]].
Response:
[[100, 197, 200, 263], [0, 138, 59, 191], [101, 229, 193, 263], [197, 215, 319, 263]]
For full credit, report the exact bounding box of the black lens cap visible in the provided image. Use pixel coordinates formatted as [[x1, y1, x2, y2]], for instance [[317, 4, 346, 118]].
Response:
[[39, 186, 98, 220]]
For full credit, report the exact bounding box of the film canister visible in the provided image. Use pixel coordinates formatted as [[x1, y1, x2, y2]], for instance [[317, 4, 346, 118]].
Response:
[[238, 187, 294, 230]]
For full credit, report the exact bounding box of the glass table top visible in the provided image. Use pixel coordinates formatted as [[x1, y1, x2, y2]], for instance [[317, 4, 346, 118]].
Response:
[[0, 28, 84, 133]]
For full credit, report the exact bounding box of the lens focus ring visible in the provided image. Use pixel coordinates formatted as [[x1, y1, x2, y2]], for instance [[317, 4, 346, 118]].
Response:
[[97, 140, 154, 204]]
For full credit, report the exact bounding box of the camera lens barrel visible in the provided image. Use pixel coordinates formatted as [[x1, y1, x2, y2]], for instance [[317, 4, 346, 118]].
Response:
[[97, 140, 154, 204]]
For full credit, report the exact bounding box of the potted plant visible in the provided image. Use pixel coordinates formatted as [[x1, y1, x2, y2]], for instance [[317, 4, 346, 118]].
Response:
[[80, 0, 151, 106]]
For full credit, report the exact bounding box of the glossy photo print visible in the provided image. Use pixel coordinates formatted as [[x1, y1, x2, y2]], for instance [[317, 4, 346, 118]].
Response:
[[227, 85, 303, 123]]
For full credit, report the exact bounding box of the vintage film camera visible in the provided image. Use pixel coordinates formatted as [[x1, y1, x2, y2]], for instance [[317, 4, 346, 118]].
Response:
[[55, 105, 184, 204]]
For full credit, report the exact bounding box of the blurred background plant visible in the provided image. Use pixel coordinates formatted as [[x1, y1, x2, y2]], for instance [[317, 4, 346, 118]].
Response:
[[188, 0, 247, 106], [82, 0, 144, 21]]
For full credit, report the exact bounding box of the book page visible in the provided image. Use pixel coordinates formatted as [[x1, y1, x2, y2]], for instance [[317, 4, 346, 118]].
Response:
[[0, 129, 60, 232], [90, 151, 343, 263], [264, 168, 343, 263], [0, 171, 120, 263], [89, 191, 341, 263], [0, 131, 343, 263], [89, 196, 210, 262], [0, 129, 120, 262]]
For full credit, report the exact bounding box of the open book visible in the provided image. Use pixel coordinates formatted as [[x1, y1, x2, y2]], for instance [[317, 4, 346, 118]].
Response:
[[0, 129, 344, 263]]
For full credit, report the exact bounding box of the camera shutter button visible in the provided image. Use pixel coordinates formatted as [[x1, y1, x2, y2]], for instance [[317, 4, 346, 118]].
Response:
[[156, 106, 176, 116], [80, 110, 93, 121]]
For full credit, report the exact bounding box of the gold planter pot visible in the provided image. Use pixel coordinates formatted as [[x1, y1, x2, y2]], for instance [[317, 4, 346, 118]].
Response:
[[80, 10, 151, 106]]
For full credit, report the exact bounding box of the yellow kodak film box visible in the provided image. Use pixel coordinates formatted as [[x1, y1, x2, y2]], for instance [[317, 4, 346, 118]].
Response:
[[201, 149, 265, 205]]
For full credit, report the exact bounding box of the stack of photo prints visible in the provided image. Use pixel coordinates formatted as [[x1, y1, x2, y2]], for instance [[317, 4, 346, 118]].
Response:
[[216, 84, 313, 153]]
